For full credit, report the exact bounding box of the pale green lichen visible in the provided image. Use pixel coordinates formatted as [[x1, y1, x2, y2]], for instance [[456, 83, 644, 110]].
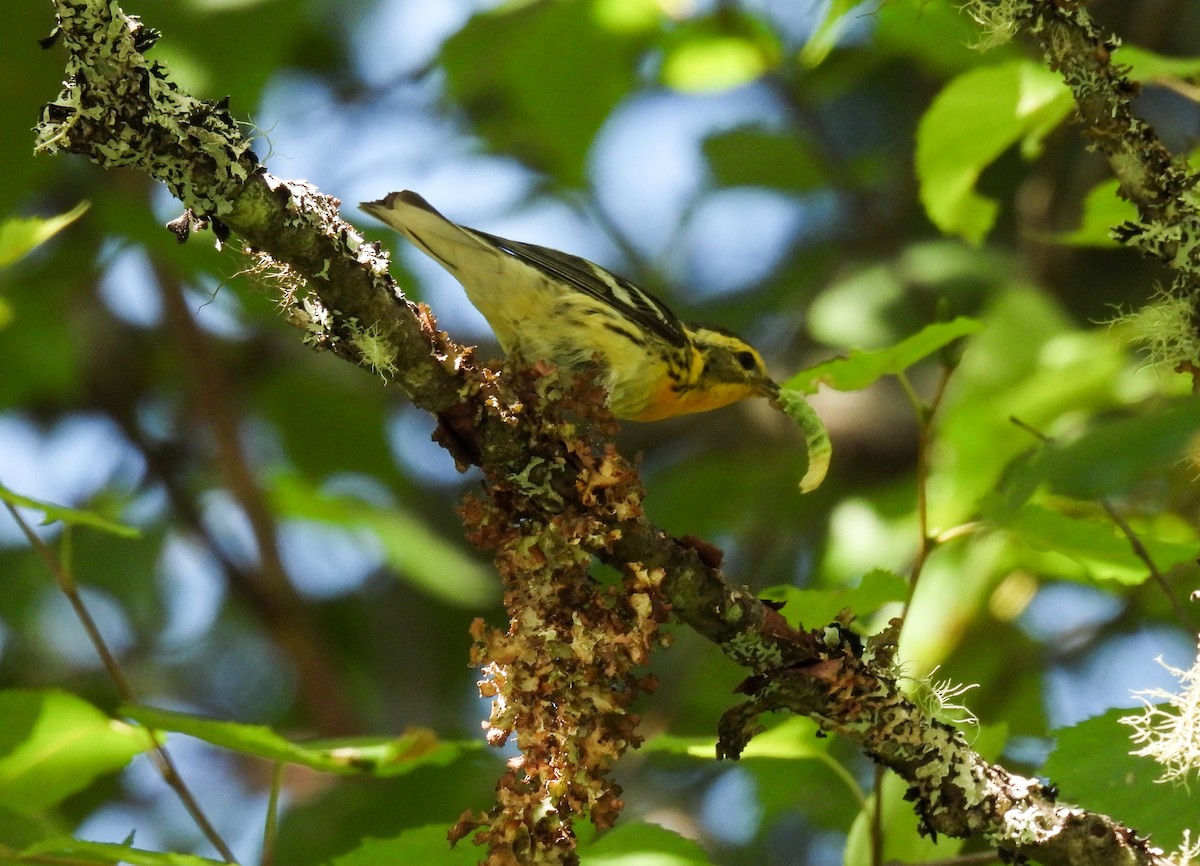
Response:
[[960, 0, 1031, 50], [348, 318, 399, 381], [1110, 287, 1200, 370], [35, 1, 255, 217]]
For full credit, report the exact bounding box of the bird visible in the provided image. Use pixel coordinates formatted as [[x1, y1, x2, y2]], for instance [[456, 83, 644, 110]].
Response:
[[359, 191, 777, 421]]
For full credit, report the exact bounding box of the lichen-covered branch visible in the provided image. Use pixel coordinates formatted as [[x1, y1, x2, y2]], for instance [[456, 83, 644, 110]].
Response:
[[33, 1, 1174, 864], [967, 0, 1200, 371]]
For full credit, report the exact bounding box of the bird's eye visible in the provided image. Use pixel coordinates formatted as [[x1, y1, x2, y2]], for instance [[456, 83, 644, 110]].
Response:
[[735, 350, 757, 371]]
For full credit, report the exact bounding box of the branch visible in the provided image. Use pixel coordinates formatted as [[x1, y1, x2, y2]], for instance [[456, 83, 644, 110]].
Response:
[[33, 2, 1174, 864], [969, 0, 1200, 372]]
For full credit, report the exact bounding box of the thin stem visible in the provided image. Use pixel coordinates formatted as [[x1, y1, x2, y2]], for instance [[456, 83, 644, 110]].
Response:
[[1101, 499, 1198, 633], [2, 501, 240, 865], [1010, 416, 1197, 633], [900, 367, 953, 617], [261, 762, 284, 866], [870, 765, 886, 866]]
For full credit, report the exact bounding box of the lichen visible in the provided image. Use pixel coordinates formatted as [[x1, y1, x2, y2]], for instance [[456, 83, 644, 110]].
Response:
[[347, 319, 399, 381], [1121, 644, 1200, 786], [35, 1, 257, 217]]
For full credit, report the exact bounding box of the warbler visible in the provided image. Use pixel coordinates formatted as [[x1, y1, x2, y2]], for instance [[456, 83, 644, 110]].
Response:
[[360, 191, 777, 421]]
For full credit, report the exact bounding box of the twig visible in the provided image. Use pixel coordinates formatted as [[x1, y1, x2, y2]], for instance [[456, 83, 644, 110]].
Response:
[[1011, 414, 1197, 632], [261, 762, 283, 866], [900, 364, 954, 614], [1, 501, 240, 865], [1101, 499, 1199, 633], [871, 764, 886, 866]]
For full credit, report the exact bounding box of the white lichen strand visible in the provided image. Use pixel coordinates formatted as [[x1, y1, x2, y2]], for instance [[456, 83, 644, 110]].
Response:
[[35, 0, 255, 218], [298, 294, 338, 349], [1121, 645, 1200, 786]]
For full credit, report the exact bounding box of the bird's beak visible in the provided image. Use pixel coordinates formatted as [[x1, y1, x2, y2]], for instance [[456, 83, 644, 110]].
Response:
[[758, 378, 780, 398]]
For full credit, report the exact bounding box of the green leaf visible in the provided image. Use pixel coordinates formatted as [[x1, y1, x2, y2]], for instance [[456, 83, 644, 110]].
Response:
[[0, 484, 140, 539], [845, 772, 962, 865], [1118, 45, 1200, 81], [581, 821, 713, 865], [329, 827, 481, 866], [764, 568, 908, 630], [1022, 399, 1200, 499], [916, 61, 1072, 244], [0, 203, 90, 270], [662, 36, 764, 91], [929, 290, 1126, 528], [775, 390, 831, 493], [441, 1, 641, 187], [874, 0, 1011, 77], [642, 718, 864, 831], [17, 838, 224, 866], [1050, 178, 1136, 247], [268, 473, 494, 606], [990, 503, 1198, 585], [0, 806, 53, 850], [786, 317, 980, 394], [798, 0, 860, 68], [0, 690, 150, 814], [122, 704, 477, 776], [644, 717, 829, 761], [1044, 707, 1199, 850], [703, 127, 826, 193]]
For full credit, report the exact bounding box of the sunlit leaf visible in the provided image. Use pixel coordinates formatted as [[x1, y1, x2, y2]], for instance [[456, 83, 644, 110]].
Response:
[[329, 827, 481, 866], [930, 291, 1125, 528], [1118, 45, 1200, 81], [0, 203, 90, 270], [785, 317, 980, 394], [662, 35, 769, 92], [659, 12, 779, 92], [591, 0, 663, 34], [18, 838, 224, 866], [581, 821, 713, 865], [1044, 707, 1199, 850], [0, 690, 150, 814], [764, 568, 908, 630], [916, 61, 1071, 244], [991, 503, 1199, 584], [0, 484, 140, 539], [1050, 178, 1136, 247], [798, 0, 859, 68], [123, 705, 478, 777], [646, 717, 829, 760]]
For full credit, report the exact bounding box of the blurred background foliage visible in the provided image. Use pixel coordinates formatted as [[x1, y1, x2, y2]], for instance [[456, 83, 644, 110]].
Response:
[[2, 0, 1200, 864]]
